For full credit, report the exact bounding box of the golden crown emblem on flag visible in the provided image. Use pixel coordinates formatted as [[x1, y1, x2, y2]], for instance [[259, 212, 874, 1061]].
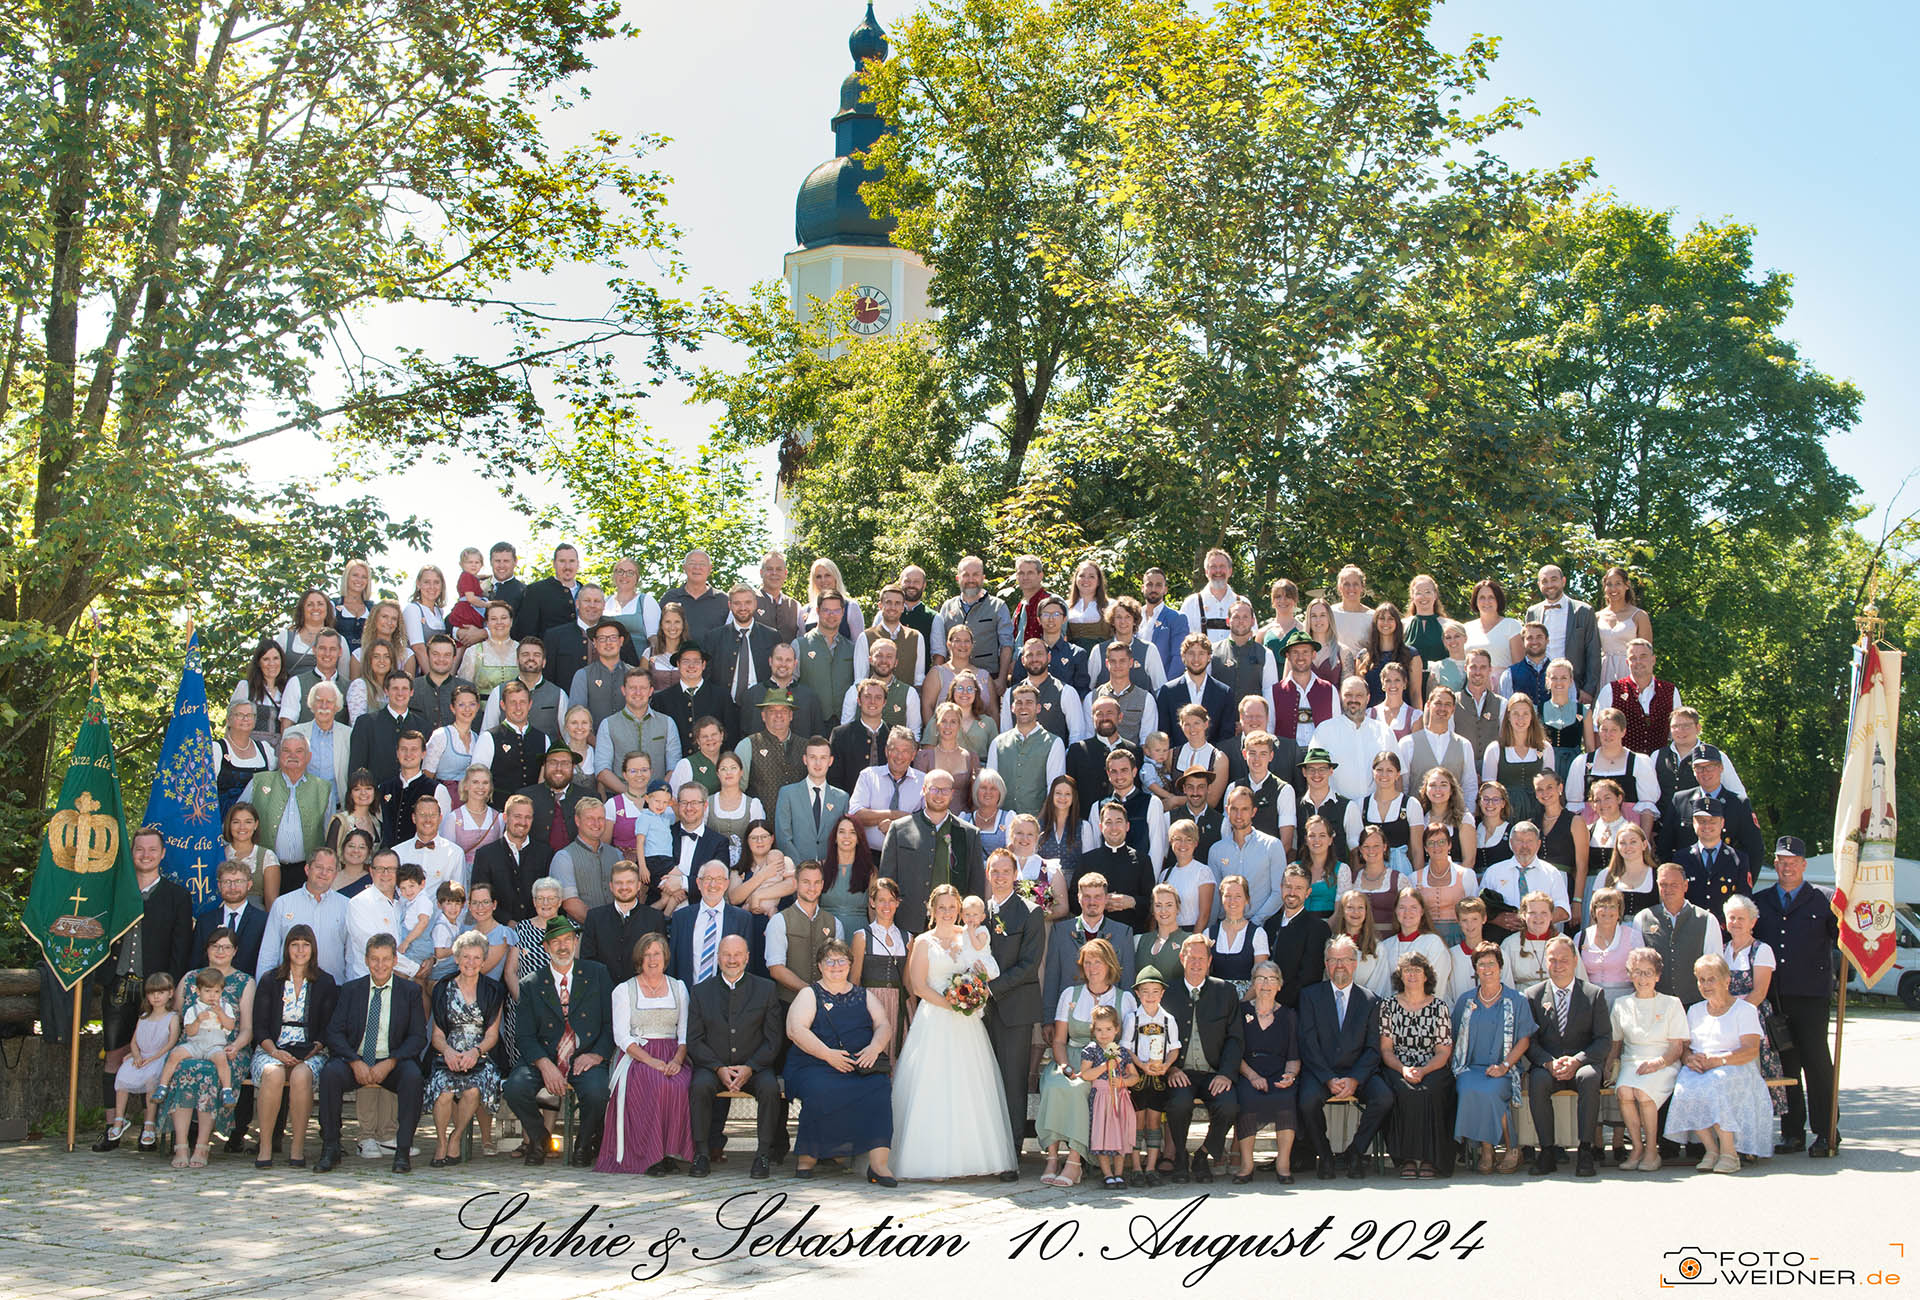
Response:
[[49, 793, 120, 873]]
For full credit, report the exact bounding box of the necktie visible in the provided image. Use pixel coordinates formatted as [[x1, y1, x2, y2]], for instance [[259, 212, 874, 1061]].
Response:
[[734, 628, 752, 702], [226, 909, 239, 932], [1555, 986, 1569, 1033], [1335, 988, 1347, 1025], [811, 785, 822, 831], [887, 775, 901, 811], [548, 792, 570, 851], [933, 820, 951, 887], [556, 971, 576, 1067], [698, 909, 719, 982], [361, 984, 385, 1063]]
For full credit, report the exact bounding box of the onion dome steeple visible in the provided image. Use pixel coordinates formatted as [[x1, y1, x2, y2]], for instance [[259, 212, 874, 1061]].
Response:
[[795, 4, 895, 249]]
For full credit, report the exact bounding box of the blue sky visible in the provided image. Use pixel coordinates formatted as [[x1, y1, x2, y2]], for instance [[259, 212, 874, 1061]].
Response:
[[268, 1, 1920, 577]]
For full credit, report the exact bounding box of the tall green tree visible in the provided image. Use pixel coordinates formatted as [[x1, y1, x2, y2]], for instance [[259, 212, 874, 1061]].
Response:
[[1, 0, 704, 817], [1037, 0, 1584, 583], [861, 0, 1136, 488]]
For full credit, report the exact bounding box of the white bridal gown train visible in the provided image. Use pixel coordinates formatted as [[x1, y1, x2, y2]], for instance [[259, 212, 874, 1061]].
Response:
[[890, 930, 1017, 1179]]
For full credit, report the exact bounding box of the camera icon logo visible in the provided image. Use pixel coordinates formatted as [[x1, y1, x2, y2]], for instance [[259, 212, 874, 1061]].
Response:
[[1661, 1249, 1715, 1286]]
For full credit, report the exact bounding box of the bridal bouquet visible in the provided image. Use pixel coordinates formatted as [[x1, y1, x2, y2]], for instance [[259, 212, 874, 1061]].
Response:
[[944, 969, 990, 1016]]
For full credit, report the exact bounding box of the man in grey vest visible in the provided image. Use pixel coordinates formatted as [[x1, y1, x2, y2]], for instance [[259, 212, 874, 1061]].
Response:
[[934, 554, 1014, 685], [1211, 598, 1278, 710], [988, 683, 1067, 816], [1632, 863, 1725, 1007], [593, 671, 681, 797], [1086, 641, 1159, 745], [794, 592, 858, 722], [567, 618, 636, 727], [481, 637, 567, 739], [1454, 649, 1507, 763], [999, 637, 1087, 743], [551, 797, 624, 923]]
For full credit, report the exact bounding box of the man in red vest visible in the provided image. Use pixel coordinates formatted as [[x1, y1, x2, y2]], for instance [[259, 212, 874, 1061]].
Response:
[[1594, 639, 1679, 754]]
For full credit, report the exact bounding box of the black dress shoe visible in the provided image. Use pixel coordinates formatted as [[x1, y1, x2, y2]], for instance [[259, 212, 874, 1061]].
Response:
[[569, 1147, 595, 1168], [1169, 1161, 1191, 1184], [690, 1154, 711, 1177], [1317, 1162, 1337, 1181], [392, 1153, 412, 1173], [225, 1134, 251, 1155], [794, 1165, 814, 1180], [1575, 1146, 1598, 1178], [1774, 1136, 1806, 1155], [522, 1145, 548, 1167], [1347, 1153, 1367, 1179], [1192, 1152, 1214, 1183], [90, 1135, 121, 1153], [750, 1155, 771, 1180], [1531, 1149, 1557, 1176], [315, 1145, 342, 1173], [1809, 1136, 1833, 1158], [866, 1169, 897, 1187], [998, 1169, 1019, 1182]]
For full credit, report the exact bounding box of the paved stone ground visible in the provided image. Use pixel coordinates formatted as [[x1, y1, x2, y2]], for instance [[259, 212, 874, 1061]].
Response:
[[3, 1010, 1916, 1300]]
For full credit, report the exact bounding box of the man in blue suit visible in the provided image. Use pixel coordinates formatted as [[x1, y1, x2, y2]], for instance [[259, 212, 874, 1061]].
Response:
[[1139, 567, 1191, 678], [670, 861, 754, 985], [772, 738, 849, 864], [316, 934, 428, 1173], [196, 861, 270, 974], [1755, 836, 1841, 1157], [1297, 934, 1392, 1179], [1156, 632, 1235, 745]]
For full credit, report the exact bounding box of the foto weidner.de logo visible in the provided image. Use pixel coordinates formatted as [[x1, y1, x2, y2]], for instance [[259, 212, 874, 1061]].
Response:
[[1661, 1246, 1899, 1288]]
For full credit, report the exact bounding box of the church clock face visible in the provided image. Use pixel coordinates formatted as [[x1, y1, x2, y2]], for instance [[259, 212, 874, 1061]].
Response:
[[849, 285, 892, 334]]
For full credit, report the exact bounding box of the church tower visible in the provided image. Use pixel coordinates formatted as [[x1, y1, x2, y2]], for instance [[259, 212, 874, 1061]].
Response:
[[783, 5, 932, 346]]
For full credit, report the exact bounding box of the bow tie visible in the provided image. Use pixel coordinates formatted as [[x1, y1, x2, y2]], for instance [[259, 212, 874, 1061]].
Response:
[[1545, 602, 1562, 610], [414, 840, 433, 850]]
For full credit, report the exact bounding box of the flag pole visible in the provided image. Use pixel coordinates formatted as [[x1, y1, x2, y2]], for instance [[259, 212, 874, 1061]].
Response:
[[67, 621, 103, 1153], [1831, 591, 1885, 1154]]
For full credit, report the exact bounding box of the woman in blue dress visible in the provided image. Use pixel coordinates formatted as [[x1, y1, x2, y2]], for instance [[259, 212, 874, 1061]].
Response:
[[1450, 940, 1533, 1175], [785, 940, 899, 1183]]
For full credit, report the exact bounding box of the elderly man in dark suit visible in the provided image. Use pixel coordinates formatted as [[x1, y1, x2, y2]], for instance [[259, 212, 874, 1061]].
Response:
[[316, 934, 429, 1173], [879, 768, 984, 932], [1522, 935, 1611, 1176], [1755, 836, 1841, 1157], [1164, 935, 1243, 1183], [982, 849, 1045, 1178], [1525, 564, 1604, 703], [669, 860, 754, 984], [503, 916, 615, 1167], [1298, 934, 1392, 1179], [686, 934, 786, 1180]]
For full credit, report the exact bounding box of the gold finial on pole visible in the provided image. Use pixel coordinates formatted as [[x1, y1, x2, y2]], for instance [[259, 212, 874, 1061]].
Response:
[[1855, 575, 1885, 648]]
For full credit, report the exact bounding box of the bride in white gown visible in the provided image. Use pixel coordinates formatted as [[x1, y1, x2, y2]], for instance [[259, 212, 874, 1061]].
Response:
[[891, 886, 1017, 1178]]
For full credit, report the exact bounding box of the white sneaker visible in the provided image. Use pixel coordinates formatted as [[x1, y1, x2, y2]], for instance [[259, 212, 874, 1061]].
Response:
[[377, 1140, 422, 1156], [359, 1139, 384, 1159]]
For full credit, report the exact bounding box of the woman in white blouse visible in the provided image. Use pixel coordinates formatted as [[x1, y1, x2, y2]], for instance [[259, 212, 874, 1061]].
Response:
[[1371, 889, 1451, 999], [1461, 578, 1524, 676], [403, 565, 450, 664], [1005, 814, 1070, 920], [1158, 820, 1216, 930]]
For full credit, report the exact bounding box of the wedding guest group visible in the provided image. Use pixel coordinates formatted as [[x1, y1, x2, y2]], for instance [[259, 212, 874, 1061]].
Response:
[[91, 544, 1836, 1186]]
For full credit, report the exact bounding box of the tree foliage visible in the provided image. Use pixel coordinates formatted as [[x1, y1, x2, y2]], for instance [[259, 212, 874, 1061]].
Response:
[[1, 0, 706, 817]]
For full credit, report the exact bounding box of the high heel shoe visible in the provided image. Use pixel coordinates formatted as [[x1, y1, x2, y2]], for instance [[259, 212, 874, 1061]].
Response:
[[1232, 1168, 1255, 1184], [1040, 1154, 1064, 1186], [1060, 1155, 1083, 1186], [866, 1168, 897, 1188]]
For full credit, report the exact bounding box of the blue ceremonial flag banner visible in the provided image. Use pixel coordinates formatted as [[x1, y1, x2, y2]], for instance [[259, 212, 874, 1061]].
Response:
[[142, 629, 224, 915]]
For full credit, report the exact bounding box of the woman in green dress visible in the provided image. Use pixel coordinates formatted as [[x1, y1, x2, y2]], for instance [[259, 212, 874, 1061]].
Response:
[[158, 929, 256, 1168], [1035, 938, 1137, 1187]]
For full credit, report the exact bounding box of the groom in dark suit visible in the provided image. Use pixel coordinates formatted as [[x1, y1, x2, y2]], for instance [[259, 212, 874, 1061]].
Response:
[[983, 850, 1045, 1179], [504, 916, 615, 1167], [1297, 935, 1392, 1179]]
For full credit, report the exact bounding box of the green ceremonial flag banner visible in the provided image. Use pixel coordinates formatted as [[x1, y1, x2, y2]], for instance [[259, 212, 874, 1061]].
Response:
[[22, 681, 143, 990]]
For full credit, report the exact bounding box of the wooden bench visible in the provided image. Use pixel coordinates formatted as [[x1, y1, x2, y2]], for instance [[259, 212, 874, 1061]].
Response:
[[1520, 1078, 1796, 1150]]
